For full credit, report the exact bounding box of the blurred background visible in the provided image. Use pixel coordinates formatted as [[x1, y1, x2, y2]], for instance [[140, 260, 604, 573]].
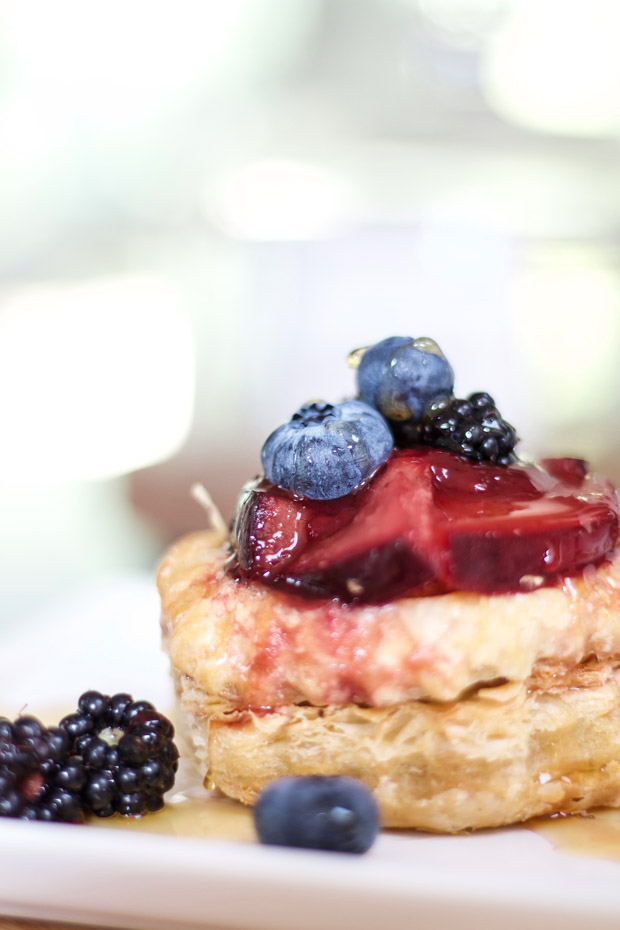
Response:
[[2, 0, 620, 630]]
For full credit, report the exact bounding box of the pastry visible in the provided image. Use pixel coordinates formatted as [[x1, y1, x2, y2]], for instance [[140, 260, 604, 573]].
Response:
[[157, 337, 620, 832]]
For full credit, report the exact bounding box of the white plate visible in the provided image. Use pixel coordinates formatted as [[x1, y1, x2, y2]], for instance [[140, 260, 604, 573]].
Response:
[[1, 577, 620, 930]]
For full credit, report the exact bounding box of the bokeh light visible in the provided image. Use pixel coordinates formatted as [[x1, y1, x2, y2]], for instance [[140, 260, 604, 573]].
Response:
[[0, 275, 195, 482], [0, 0, 619, 631], [483, 0, 620, 136]]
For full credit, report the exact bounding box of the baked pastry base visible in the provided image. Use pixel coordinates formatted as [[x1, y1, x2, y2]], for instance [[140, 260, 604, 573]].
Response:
[[158, 530, 620, 832], [172, 662, 620, 833]]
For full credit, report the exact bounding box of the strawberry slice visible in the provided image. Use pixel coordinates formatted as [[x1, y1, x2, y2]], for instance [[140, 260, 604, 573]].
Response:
[[431, 453, 619, 591], [232, 478, 310, 577], [231, 449, 620, 602], [231, 477, 359, 578], [286, 451, 440, 600]]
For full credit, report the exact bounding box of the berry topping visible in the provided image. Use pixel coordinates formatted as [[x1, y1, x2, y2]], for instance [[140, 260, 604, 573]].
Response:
[[261, 400, 393, 500], [357, 336, 454, 424], [60, 691, 178, 818], [415, 392, 518, 465], [232, 335, 620, 602], [254, 776, 379, 853], [0, 692, 178, 823], [232, 448, 620, 601]]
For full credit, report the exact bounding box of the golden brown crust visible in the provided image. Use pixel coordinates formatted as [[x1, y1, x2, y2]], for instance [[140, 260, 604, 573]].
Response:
[[173, 664, 620, 832], [157, 531, 620, 831]]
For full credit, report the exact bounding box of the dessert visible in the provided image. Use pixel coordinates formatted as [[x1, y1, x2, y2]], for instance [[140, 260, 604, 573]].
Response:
[[158, 336, 620, 833]]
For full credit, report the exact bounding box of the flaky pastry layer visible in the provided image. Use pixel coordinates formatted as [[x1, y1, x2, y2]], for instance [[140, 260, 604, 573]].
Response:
[[172, 662, 620, 832]]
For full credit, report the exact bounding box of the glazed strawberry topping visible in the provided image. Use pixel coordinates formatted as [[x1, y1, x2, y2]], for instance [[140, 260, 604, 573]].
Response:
[[230, 448, 620, 602]]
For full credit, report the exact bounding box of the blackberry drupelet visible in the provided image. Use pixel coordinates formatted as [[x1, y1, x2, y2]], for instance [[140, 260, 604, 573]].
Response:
[[419, 392, 518, 465], [0, 715, 85, 822], [60, 691, 179, 818]]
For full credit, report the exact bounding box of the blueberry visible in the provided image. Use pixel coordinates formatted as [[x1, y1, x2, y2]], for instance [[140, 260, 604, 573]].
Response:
[[357, 336, 454, 424], [254, 776, 379, 853], [261, 400, 393, 500]]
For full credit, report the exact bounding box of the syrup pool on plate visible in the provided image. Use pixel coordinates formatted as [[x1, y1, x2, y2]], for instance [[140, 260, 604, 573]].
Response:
[[527, 809, 620, 862], [89, 784, 256, 842], [89, 779, 620, 863], [88, 757, 257, 842], [15, 704, 620, 857]]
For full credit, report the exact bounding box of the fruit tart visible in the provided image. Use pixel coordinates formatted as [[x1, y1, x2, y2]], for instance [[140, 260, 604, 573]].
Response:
[[157, 337, 620, 833]]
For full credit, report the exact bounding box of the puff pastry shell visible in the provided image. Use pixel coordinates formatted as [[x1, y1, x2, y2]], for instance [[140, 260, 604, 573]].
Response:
[[158, 529, 620, 832]]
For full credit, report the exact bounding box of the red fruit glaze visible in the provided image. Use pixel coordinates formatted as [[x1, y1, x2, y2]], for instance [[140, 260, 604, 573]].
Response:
[[230, 448, 620, 602]]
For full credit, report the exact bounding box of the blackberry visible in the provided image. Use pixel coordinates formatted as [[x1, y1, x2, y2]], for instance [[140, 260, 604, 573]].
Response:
[[0, 693, 179, 823], [60, 691, 179, 818], [0, 715, 85, 823], [419, 392, 518, 465]]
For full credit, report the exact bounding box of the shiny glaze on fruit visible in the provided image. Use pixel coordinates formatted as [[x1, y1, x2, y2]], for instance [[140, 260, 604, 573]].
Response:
[[230, 448, 619, 603]]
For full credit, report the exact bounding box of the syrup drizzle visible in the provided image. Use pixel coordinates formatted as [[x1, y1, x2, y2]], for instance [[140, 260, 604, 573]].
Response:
[[93, 789, 620, 865], [88, 756, 620, 865], [527, 809, 620, 862], [90, 781, 620, 866], [88, 757, 257, 842], [78, 705, 620, 859], [90, 784, 256, 842]]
